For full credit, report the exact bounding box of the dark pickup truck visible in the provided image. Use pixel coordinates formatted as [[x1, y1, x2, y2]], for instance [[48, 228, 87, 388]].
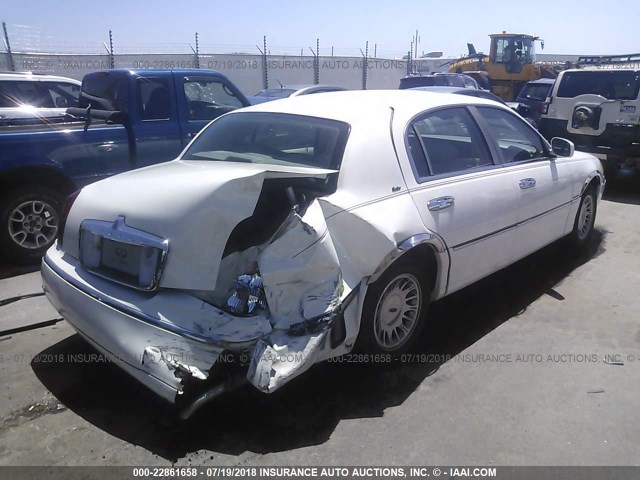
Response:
[[0, 69, 249, 263]]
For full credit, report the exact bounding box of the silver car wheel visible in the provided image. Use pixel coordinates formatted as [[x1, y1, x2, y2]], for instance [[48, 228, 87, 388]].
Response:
[[8, 200, 59, 250], [577, 194, 594, 240], [373, 273, 422, 351]]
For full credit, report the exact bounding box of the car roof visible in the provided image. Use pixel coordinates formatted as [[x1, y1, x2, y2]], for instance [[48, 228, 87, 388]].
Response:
[[409, 86, 466, 93], [0, 72, 81, 83], [237, 89, 510, 126]]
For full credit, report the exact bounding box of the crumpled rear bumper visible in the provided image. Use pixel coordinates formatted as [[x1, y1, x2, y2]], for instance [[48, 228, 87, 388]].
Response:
[[41, 247, 272, 403]]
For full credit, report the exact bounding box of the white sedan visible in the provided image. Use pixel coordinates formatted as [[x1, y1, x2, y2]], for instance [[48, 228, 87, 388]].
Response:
[[41, 90, 604, 417]]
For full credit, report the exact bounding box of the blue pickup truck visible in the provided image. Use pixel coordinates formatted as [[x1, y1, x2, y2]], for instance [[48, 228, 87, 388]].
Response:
[[0, 69, 250, 263]]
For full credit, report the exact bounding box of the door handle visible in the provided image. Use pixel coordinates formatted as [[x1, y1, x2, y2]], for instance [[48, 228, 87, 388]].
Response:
[[97, 143, 118, 152], [519, 178, 536, 189], [428, 196, 455, 211]]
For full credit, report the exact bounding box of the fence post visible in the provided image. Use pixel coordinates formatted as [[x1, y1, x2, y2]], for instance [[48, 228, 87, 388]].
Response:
[[2, 22, 15, 71], [262, 36, 268, 89], [315, 38, 319, 84], [361, 41, 368, 90], [194, 32, 200, 69], [108, 30, 115, 69], [407, 50, 412, 76]]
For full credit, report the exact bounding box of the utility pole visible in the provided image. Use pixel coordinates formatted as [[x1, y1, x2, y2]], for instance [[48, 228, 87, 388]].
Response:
[[2, 22, 15, 71]]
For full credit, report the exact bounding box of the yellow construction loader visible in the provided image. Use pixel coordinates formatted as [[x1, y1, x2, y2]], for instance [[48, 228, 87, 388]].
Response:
[[449, 32, 557, 101]]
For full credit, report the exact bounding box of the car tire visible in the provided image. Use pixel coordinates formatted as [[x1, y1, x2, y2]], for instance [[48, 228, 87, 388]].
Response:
[[0, 186, 63, 265], [569, 185, 597, 248], [356, 258, 429, 356]]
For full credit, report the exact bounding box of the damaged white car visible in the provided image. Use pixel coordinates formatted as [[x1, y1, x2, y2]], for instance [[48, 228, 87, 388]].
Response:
[[42, 90, 605, 417]]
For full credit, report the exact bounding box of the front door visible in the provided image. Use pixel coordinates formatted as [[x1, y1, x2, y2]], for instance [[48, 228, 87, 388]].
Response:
[[474, 106, 574, 258]]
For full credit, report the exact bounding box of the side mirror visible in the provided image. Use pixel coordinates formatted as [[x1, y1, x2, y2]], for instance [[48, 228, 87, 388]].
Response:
[[551, 137, 574, 157]]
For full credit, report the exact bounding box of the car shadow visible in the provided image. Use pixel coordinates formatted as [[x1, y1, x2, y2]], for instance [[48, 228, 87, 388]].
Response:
[[31, 229, 606, 462], [602, 168, 640, 206]]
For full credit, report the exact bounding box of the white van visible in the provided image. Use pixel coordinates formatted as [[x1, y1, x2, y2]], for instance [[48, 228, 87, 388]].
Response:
[[539, 68, 640, 172]]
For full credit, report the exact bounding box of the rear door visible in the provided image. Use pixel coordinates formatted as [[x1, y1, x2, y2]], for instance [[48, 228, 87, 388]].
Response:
[[474, 106, 574, 258], [401, 106, 519, 294], [131, 75, 184, 168]]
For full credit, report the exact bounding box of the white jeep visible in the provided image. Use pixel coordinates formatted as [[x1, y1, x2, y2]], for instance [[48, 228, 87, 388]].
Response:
[[539, 68, 640, 173]]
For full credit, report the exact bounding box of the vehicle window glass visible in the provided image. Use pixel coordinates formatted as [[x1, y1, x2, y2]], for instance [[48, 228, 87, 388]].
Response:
[[0, 82, 17, 107], [255, 88, 295, 98], [137, 78, 171, 120], [477, 107, 546, 162], [463, 76, 476, 88], [409, 107, 492, 176], [79, 75, 128, 111], [557, 71, 640, 100], [44, 82, 80, 108], [183, 79, 244, 121], [0, 81, 54, 107], [182, 112, 349, 170], [518, 83, 552, 101]]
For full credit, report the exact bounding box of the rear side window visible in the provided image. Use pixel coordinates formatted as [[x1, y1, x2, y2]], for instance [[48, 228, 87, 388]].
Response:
[[79, 74, 128, 111], [557, 71, 640, 100], [518, 83, 552, 101], [408, 107, 493, 177], [137, 78, 171, 120], [0, 81, 55, 107]]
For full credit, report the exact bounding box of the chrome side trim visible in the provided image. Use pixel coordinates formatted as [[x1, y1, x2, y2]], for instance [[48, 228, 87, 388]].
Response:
[[581, 170, 604, 197], [368, 231, 450, 297]]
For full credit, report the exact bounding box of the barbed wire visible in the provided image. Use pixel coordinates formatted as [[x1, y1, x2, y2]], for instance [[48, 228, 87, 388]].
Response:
[[2, 22, 406, 58]]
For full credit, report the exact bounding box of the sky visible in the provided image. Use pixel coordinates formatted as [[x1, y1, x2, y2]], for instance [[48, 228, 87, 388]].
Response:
[[2, 0, 639, 58]]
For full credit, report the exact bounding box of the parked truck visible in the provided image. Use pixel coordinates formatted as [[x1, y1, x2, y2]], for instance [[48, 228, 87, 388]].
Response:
[[0, 69, 250, 264]]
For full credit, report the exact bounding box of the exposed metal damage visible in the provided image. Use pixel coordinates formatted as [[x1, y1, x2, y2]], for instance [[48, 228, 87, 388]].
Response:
[[112, 176, 361, 417]]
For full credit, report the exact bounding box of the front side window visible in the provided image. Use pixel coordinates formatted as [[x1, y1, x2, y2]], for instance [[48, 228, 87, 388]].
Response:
[[182, 112, 350, 170], [44, 82, 80, 108], [476, 107, 547, 163], [183, 78, 244, 121], [408, 107, 493, 177]]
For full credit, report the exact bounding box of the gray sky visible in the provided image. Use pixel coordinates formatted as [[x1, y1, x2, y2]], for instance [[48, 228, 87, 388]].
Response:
[[3, 0, 638, 57]]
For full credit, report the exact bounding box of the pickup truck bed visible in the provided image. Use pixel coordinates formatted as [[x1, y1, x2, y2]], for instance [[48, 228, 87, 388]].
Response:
[[0, 69, 249, 263]]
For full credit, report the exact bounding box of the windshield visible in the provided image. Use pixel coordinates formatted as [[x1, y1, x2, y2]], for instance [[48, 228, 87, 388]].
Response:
[[255, 88, 296, 98], [557, 71, 640, 100], [182, 112, 350, 169]]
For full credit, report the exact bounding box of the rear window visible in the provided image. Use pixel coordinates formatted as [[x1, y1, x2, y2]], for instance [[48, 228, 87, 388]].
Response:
[[79, 74, 128, 111], [182, 112, 350, 170], [557, 71, 640, 100], [518, 83, 553, 101]]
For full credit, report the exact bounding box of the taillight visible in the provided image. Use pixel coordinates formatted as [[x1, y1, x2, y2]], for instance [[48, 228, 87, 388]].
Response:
[[540, 97, 551, 114], [58, 190, 81, 247]]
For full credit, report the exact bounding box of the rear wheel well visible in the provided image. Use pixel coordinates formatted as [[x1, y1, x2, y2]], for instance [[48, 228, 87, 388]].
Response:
[[385, 244, 439, 295]]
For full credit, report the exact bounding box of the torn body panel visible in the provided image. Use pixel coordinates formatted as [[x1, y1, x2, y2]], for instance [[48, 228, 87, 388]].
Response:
[[45, 144, 448, 404]]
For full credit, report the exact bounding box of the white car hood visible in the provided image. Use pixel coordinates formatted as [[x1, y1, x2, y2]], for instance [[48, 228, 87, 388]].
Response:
[[63, 160, 336, 291]]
